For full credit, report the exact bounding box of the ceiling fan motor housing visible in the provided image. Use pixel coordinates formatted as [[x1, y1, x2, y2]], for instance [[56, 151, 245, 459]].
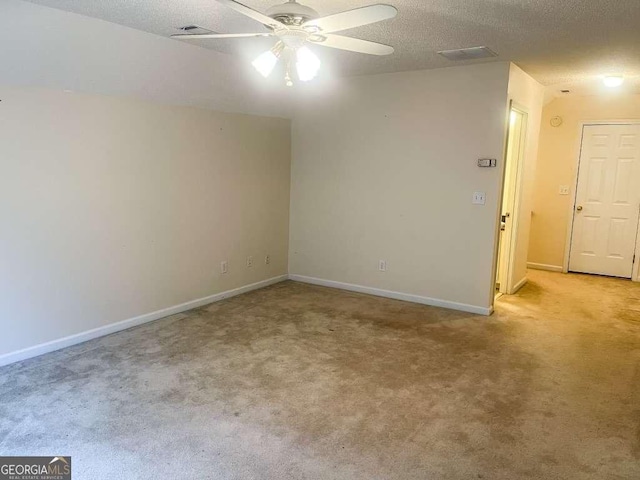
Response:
[[265, 0, 319, 25], [276, 29, 310, 49]]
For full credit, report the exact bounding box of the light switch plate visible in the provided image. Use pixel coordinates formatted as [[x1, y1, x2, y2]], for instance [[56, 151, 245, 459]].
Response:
[[472, 192, 486, 205], [559, 185, 570, 195]]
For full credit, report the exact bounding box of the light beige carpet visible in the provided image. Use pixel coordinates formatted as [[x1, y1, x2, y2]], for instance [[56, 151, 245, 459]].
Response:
[[1, 270, 639, 479]]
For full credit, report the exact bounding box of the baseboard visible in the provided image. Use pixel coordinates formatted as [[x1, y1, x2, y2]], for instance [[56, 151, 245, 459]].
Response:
[[513, 276, 528, 293], [527, 262, 563, 272], [288, 274, 492, 316], [0, 274, 288, 367]]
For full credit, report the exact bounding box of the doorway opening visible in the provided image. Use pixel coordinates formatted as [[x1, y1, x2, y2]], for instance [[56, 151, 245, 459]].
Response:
[[496, 106, 528, 296]]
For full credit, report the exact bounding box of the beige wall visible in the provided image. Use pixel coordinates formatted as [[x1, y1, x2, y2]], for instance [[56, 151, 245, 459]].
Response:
[[0, 86, 291, 357], [0, 63, 547, 360], [528, 94, 640, 268], [505, 65, 545, 288], [289, 63, 512, 312]]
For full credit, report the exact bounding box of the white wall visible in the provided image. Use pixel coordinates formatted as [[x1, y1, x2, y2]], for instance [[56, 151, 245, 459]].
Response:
[[504, 65, 544, 288], [0, 86, 291, 358], [289, 63, 512, 313]]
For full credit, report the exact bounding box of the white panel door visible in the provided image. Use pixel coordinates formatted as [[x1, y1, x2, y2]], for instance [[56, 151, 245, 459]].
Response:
[[569, 124, 640, 278]]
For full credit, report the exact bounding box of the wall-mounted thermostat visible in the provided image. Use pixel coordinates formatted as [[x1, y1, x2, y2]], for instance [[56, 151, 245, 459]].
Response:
[[478, 158, 497, 167]]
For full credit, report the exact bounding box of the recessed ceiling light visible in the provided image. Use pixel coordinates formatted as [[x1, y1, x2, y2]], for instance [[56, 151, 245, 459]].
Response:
[[603, 75, 624, 88]]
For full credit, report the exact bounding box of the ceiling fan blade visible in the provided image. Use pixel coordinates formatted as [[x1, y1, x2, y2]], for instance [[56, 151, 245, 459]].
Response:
[[309, 34, 394, 55], [303, 4, 397, 34], [216, 0, 284, 29], [171, 32, 273, 39]]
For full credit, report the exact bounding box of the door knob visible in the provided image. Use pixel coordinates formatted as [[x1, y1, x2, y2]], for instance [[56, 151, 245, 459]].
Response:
[[576, 205, 583, 211]]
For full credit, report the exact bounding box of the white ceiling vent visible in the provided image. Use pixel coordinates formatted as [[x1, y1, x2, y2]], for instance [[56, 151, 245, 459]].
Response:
[[437, 46, 498, 61], [177, 25, 214, 35]]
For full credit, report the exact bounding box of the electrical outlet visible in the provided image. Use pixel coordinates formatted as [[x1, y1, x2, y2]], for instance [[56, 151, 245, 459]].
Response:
[[220, 261, 228, 274], [559, 185, 570, 195], [379, 260, 387, 272], [246, 256, 253, 268], [265, 254, 270, 265]]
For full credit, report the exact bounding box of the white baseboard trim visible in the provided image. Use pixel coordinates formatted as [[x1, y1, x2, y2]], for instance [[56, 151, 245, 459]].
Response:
[[527, 262, 563, 272], [289, 274, 492, 316], [0, 274, 288, 368], [513, 276, 528, 293]]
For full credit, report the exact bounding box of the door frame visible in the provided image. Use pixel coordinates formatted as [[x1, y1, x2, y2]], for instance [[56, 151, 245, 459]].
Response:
[[562, 120, 640, 282], [498, 105, 528, 294], [492, 100, 529, 302]]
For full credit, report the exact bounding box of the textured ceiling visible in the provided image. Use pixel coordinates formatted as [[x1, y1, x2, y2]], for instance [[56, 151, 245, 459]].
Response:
[[24, 0, 640, 86], [544, 76, 640, 105]]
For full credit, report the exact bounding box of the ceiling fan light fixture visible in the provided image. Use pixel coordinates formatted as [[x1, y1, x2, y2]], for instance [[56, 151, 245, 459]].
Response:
[[252, 50, 278, 77], [296, 46, 321, 81], [177, 0, 397, 86], [252, 42, 285, 78]]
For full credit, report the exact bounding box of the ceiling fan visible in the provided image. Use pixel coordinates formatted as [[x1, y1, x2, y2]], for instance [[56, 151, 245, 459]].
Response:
[[171, 0, 398, 85]]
